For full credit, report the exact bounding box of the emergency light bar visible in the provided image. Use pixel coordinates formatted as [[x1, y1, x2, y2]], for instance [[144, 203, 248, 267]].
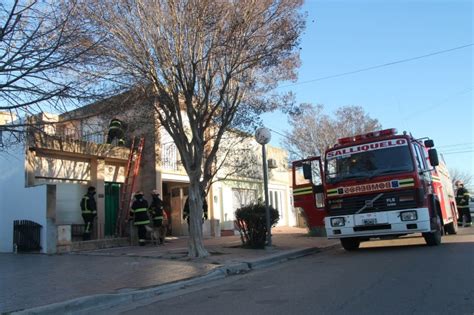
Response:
[[337, 128, 397, 145]]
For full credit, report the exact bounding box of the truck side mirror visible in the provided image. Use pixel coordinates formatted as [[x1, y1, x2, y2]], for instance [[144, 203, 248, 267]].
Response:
[[303, 164, 312, 180], [424, 140, 435, 148], [428, 148, 439, 167]]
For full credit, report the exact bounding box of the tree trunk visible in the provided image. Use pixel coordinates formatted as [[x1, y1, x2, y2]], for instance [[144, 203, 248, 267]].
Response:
[[187, 179, 209, 258]]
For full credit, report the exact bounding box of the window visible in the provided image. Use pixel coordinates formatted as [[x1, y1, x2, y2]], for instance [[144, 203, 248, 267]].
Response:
[[413, 144, 426, 171], [160, 127, 178, 170], [171, 188, 180, 197], [270, 190, 284, 221], [326, 141, 414, 183], [232, 188, 257, 211]]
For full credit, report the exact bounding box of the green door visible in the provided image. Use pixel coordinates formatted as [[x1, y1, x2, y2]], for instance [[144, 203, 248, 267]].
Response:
[[105, 183, 121, 236]]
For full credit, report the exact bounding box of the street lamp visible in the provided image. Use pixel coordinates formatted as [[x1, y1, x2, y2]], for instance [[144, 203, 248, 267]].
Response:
[[255, 127, 272, 247]]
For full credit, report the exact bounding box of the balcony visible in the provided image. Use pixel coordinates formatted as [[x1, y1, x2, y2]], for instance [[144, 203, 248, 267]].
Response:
[[161, 142, 178, 171], [27, 127, 130, 161], [55, 127, 106, 145]]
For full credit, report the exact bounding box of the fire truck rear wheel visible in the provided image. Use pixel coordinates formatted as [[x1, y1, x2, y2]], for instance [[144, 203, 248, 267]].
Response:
[[340, 237, 360, 251], [444, 221, 458, 235], [444, 204, 458, 235]]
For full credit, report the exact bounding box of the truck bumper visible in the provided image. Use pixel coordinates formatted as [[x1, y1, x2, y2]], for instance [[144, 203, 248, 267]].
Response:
[[325, 207, 431, 239]]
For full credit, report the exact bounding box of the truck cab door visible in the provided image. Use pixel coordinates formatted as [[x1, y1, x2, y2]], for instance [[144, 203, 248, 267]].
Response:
[[302, 157, 325, 209], [413, 143, 433, 203], [293, 156, 327, 236], [293, 156, 326, 235]]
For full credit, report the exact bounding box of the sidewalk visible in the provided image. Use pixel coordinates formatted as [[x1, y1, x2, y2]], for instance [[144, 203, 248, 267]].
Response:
[[0, 227, 339, 314]]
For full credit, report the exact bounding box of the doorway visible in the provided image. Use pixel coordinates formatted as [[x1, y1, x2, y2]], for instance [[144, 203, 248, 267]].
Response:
[[170, 186, 188, 235], [104, 182, 120, 236]]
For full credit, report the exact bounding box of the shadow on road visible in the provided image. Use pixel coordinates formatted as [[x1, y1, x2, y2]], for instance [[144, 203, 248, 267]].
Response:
[[344, 233, 474, 253]]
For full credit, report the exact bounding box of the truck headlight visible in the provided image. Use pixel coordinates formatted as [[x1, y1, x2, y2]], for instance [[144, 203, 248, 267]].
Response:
[[400, 210, 417, 221], [331, 217, 345, 227]]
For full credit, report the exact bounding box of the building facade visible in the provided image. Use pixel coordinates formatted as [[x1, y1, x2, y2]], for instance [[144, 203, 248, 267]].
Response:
[[0, 97, 296, 253]]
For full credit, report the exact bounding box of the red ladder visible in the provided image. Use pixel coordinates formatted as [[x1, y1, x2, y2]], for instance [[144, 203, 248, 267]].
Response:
[[115, 137, 145, 236]]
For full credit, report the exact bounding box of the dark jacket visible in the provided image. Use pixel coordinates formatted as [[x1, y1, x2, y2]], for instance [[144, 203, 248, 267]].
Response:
[[80, 193, 97, 216], [130, 196, 150, 225], [149, 196, 164, 220], [183, 198, 208, 220], [456, 187, 470, 209]]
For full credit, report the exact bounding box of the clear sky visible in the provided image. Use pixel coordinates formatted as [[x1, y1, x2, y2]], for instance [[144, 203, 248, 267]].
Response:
[[263, 0, 473, 176]]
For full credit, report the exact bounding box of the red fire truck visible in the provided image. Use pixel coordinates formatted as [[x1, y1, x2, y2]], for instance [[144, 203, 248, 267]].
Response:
[[292, 128, 458, 250]]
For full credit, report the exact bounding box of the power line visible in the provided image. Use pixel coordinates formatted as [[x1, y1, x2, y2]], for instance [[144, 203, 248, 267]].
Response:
[[280, 43, 473, 88], [442, 148, 473, 154], [441, 150, 474, 155], [403, 86, 474, 120], [267, 127, 288, 139], [442, 145, 474, 153], [438, 142, 473, 148]]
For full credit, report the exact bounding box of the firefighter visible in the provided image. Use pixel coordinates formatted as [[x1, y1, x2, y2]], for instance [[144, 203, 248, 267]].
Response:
[[130, 191, 150, 246], [148, 190, 166, 244], [455, 180, 471, 227], [80, 186, 97, 241], [182, 193, 208, 228], [106, 118, 125, 146]]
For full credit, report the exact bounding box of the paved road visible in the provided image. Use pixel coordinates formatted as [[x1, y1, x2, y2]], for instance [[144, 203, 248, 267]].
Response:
[[103, 228, 474, 315]]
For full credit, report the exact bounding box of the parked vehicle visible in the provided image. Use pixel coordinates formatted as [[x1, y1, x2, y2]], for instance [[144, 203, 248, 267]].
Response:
[[292, 128, 458, 250]]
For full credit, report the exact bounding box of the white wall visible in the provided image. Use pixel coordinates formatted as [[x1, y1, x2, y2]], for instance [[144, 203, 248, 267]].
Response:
[[212, 180, 296, 230], [0, 147, 47, 252], [221, 185, 238, 230], [56, 183, 87, 225], [268, 183, 295, 226]]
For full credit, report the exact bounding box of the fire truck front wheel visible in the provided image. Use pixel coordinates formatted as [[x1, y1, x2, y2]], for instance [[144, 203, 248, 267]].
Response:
[[340, 237, 361, 251], [422, 215, 442, 246]]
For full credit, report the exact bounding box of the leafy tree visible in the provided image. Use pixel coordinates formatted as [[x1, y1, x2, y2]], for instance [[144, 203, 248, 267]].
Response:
[[283, 104, 381, 162], [68, 0, 305, 257]]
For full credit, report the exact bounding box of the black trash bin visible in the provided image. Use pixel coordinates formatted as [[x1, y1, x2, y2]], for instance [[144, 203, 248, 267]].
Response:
[[13, 220, 42, 252]]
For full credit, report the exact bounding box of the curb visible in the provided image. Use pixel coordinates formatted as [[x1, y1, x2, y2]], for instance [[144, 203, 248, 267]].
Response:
[[11, 244, 339, 315], [11, 269, 227, 315]]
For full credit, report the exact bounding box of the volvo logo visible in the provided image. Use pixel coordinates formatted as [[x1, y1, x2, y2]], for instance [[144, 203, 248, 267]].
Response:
[[356, 193, 384, 214]]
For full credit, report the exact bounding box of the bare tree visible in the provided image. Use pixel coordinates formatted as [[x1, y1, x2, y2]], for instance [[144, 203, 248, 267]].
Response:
[[214, 132, 262, 181], [448, 168, 473, 189], [0, 0, 107, 149], [283, 104, 381, 162], [69, 0, 304, 257]]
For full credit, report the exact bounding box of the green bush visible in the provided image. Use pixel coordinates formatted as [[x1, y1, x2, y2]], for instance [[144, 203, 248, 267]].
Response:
[[235, 202, 279, 249]]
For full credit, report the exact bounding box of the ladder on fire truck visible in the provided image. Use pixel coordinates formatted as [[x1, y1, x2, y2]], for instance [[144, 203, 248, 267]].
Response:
[[115, 137, 145, 237]]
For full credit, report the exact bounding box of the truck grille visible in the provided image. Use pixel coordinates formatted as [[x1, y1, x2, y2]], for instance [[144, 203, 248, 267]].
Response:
[[328, 190, 417, 216]]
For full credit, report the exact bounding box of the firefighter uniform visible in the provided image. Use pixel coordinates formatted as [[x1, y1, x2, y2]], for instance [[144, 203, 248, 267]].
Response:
[[130, 192, 149, 246], [149, 190, 167, 244], [106, 118, 125, 146], [149, 192, 164, 228], [80, 187, 97, 240], [183, 197, 208, 227], [456, 181, 471, 227]]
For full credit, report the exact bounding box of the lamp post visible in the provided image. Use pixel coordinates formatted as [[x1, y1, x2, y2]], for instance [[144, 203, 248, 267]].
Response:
[[255, 127, 272, 247]]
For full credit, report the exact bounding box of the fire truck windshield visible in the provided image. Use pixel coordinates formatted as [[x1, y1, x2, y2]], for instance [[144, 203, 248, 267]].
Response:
[[325, 140, 414, 183]]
